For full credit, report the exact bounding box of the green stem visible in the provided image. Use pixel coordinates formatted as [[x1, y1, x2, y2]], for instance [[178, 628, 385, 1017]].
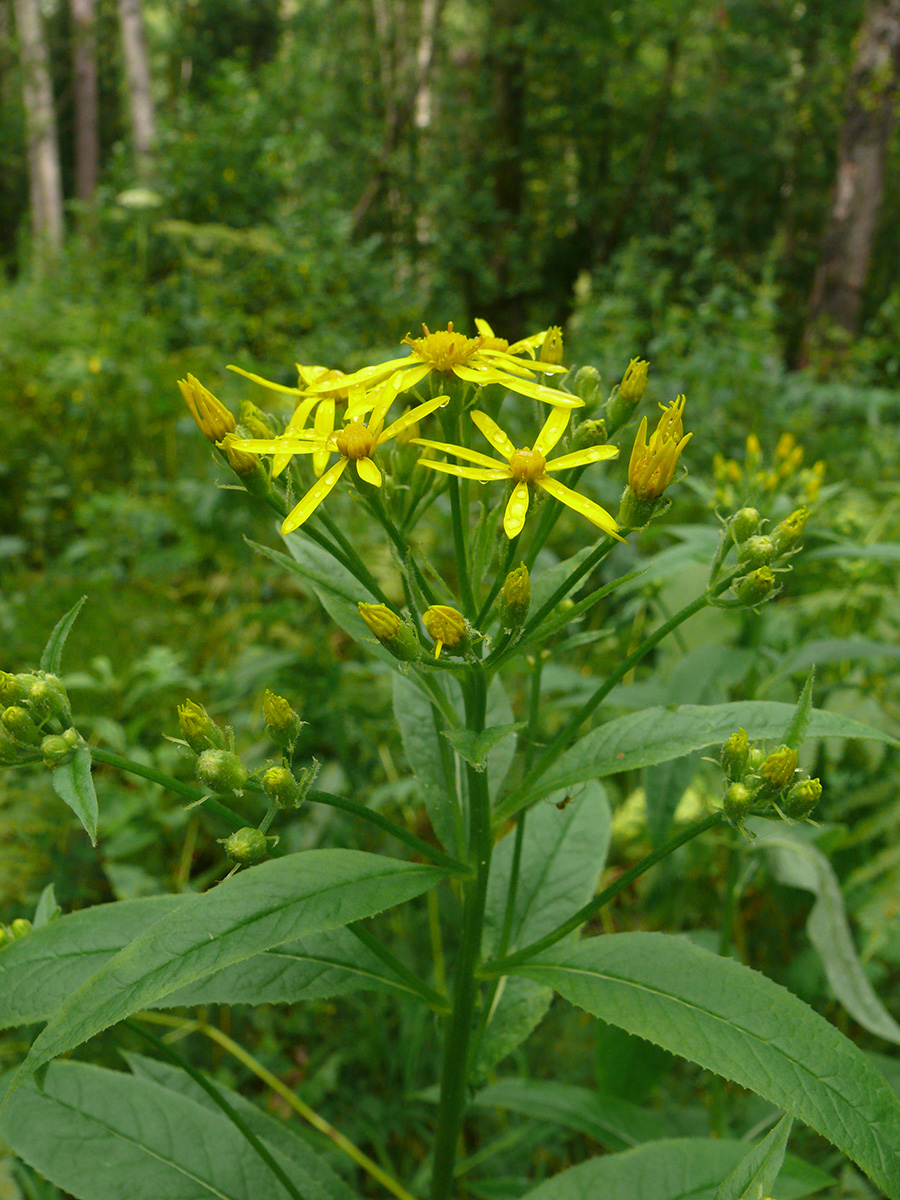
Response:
[[314, 508, 390, 603], [448, 474, 476, 619], [365, 491, 439, 609], [125, 1020, 306, 1200], [348, 922, 450, 1014], [430, 669, 492, 1200], [89, 747, 247, 831], [306, 789, 469, 877], [482, 811, 724, 975], [523, 535, 616, 639], [474, 533, 520, 629]]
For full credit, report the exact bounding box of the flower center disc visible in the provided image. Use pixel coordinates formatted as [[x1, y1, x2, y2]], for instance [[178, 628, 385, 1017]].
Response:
[[335, 423, 375, 459], [404, 322, 483, 372], [508, 448, 546, 483]]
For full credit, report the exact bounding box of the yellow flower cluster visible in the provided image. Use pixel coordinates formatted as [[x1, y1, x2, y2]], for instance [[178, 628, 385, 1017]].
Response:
[[713, 432, 824, 509]]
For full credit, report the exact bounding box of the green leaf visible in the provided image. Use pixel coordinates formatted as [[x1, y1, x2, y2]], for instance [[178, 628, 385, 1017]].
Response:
[[517, 1137, 830, 1200], [31, 884, 59, 929], [0, 1059, 350, 1200], [39, 596, 87, 674], [50, 745, 98, 845], [760, 639, 900, 691], [0, 900, 419, 1030], [5, 850, 444, 1102], [516, 933, 900, 1197], [759, 826, 900, 1046], [471, 977, 553, 1080], [393, 672, 461, 853], [782, 670, 814, 751], [509, 701, 899, 818], [713, 1114, 792, 1200], [442, 723, 522, 769], [472, 1078, 670, 1151]]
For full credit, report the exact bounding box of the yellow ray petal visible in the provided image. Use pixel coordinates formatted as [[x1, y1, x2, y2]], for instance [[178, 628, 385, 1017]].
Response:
[[356, 456, 382, 487], [474, 318, 496, 338], [503, 480, 531, 539], [538, 476, 625, 541], [411, 437, 503, 470], [471, 411, 516, 461], [274, 396, 320, 476], [496, 373, 582, 408], [534, 406, 571, 457], [227, 365, 302, 395], [282, 459, 349, 534], [228, 437, 322, 454], [380, 394, 447, 444], [417, 460, 509, 482], [546, 445, 620, 471], [307, 357, 412, 393]]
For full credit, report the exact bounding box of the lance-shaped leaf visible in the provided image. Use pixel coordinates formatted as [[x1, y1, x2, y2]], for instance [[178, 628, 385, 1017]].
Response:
[[713, 1113, 792, 1200], [516, 933, 900, 1197], [4, 850, 443, 1104], [40, 595, 87, 673], [50, 745, 98, 845]]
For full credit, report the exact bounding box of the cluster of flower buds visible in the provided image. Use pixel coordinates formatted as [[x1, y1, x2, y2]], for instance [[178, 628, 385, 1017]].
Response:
[[0, 917, 33, 951], [713, 505, 810, 608], [0, 671, 78, 768], [720, 727, 822, 825]]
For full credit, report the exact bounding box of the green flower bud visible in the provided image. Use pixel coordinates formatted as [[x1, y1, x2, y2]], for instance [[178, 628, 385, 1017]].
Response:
[[177, 699, 227, 754], [27, 674, 70, 720], [747, 747, 765, 771], [220, 827, 269, 865], [262, 765, 303, 808], [0, 735, 30, 765], [735, 567, 776, 607], [499, 564, 531, 632], [771, 507, 809, 556], [263, 689, 304, 749], [782, 776, 823, 819], [238, 401, 276, 440], [737, 535, 776, 569], [730, 508, 761, 544], [618, 485, 664, 531], [759, 745, 798, 793], [1, 706, 42, 746], [61, 727, 79, 747], [721, 728, 750, 782], [0, 673, 38, 706], [569, 418, 608, 452], [196, 749, 249, 794], [571, 366, 603, 407], [357, 603, 421, 662], [606, 358, 649, 432], [723, 781, 754, 823], [9, 918, 32, 940], [41, 734, 77, 767]]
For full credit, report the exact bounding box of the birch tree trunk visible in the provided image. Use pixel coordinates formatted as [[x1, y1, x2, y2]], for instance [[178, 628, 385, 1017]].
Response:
[[70, 0, 99, 204], [800, 0, 900, 363], [117, 0, 156, 180], [12, 0, 64, 271]]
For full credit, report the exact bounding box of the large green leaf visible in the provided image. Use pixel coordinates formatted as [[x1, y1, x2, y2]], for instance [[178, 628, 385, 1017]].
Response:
[[0, 1059, 352, 1200], [507, 702, 899, 818], [4, 850, 443, 1102], [516, 933, 900, 1197], [714, 1114, 792, 1200], [517, 1137, 830, 1200]]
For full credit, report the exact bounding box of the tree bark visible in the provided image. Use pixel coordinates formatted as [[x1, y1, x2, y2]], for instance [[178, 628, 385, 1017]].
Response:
[[12, 0, 64, 271], [800, 0, 900, 364], [70, 0, 99, 204], [117, 0, 156, 180]]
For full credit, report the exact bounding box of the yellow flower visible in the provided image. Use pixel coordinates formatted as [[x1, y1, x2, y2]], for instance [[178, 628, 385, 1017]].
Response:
[[303, 322, 581, 410], [422, 605, 467, 658], [231, 384, 447, 534], [627, 396, 692, 501], [414, 408, 622, 540], [178, 375, 236, 442]]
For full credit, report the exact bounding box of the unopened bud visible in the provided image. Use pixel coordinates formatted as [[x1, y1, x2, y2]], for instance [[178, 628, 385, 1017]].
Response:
[[27, 675, 69, 720], [783, 776, 822, 819], [238, 401, 275, 440], [422, 606, 468, 659], [571, 366, 603, 407], [723, 781, 754, 823], [9, 918, 32, 940], [41, 733, 77, 767], [220, 827, 269, 865], [730, 508, 760, 544], [737, 535, 775, 569], [735, 567, 776, 607], [618, 358, 649, 406], [177, 700, 227, 754], [771, 507, 809, 556], [759, 745, 798, 792], [499, 564, 531, 631], [219, 432, 261, 477], [539, 327, 564, 366], [178, 375, 236, 442], [0, 673, 37, 705], [721, 728, 750, 781], [263, 690, 303, 749], [570, 418, 608, 452], [196, 749, 249, 794], [262, 765, 303, 808], [1, 706, 41, 745], [358, 603, 421, 662]]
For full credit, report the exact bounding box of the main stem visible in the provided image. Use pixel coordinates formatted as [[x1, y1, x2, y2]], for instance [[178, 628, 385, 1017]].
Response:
[[430, 668, 492, 1199]]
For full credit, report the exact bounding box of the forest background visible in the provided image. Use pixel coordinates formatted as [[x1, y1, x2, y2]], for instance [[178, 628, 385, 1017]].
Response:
[[3, 1, 900, 1196]]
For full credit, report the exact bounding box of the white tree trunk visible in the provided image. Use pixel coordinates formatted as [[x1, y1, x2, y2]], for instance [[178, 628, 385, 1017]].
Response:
[[117, 0, 156, 179], [12, 0, 64, 269]]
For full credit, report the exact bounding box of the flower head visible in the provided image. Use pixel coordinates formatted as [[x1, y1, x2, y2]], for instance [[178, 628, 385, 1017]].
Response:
[[627, 395, 691, 501], [179, 375, 236, 442], [422, 605, 468, 658], [414, 408, 622, 540]]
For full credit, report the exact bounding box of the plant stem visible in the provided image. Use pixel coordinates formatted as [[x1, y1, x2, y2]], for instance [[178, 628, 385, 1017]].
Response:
[[89, 747, 247, 831], [523, 535, 617, 638], [348, 922, 450, 1013], [430, 669, 492, 1200], [481, 811, 725, 975], [448, 474, 476, 619]]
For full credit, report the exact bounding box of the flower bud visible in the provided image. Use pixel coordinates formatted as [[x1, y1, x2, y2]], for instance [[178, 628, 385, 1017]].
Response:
[[238, 401, 276, 439], [263, 690, 304, 749], [27, 674, 70, 720], [783, 776, 823, 820], [0, 927, 10, 951], [61, 727, 79, 747], [723, 781, 754, 823], [422, 605, 468, 659], [730, 508, 760, 545], [196, 749, 249, 794], [771, 507, 809, 556], [499, 564, 531, 632], [735, 567, 776, 607], [358, 603, 421, 662], [178, 375, 236, 442], [569, 418, 608, 452], [9, 918, 32, 940], [41, 733, 77, 767], [619, 358, 650, 406], [218, 432, 261, 477], [1, 706, 42, 746], [0, 673, 37, 705], [220, 827, 269, 865], [572, 366, 603, 407], [262, 765, 303, 808], [177, 700, 228, 754], [539, 326, 564, 366], [759, 745, 798, 793], [720, 728, 750, 782], [737, 535, 775, 569]]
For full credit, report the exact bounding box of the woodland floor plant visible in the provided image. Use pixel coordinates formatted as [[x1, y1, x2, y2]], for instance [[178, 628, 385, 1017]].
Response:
[[1, 322, 900, 1200]]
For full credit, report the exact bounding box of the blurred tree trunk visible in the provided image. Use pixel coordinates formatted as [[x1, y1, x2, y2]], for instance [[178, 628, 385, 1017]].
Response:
[[12, 0, 64, 271], [117, 0, 156, 180], [70, 0, 99, 204], [800, 0, 900, 365]]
